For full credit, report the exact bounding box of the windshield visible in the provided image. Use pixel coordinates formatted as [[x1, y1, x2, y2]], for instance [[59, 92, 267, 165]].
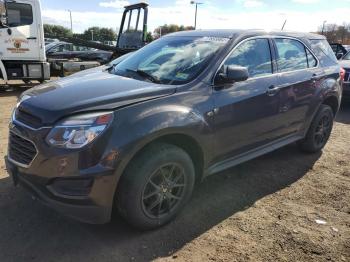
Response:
[[108, 52, 135, 66], [343, 51, 350, 60], [113, 36, 229, 85]]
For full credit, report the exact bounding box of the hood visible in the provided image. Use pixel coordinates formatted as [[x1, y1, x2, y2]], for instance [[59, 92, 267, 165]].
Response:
[[18, 71, 176, 126], [339, 60, 350, 69], [69, 65, 108, 77]]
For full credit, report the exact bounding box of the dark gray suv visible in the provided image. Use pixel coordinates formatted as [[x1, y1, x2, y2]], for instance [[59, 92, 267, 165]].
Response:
[[5, 30, 342, 230]]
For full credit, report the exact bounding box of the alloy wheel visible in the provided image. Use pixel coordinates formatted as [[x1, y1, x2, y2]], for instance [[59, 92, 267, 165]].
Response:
[[141, 163, 186, 219]]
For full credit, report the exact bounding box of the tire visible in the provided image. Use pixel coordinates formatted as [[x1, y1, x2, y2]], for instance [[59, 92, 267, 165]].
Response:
[[298, 104, 334, 153], [116, 143, 195, 230]]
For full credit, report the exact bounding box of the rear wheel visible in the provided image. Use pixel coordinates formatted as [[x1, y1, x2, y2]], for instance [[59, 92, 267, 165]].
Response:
[[298, 104, 334, 153], [116, 143, 195, 230]]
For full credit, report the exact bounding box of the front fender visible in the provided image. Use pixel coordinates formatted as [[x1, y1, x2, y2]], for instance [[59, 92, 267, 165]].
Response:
[[105, 90, 214, 182]]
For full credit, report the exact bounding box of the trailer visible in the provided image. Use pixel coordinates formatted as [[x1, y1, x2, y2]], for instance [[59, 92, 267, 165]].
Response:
[[0, 0, 149, 83]]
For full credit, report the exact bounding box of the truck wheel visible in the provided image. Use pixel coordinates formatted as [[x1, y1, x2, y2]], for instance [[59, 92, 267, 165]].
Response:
[[116, 143, 195, 230], [298, 104, 334, 153]]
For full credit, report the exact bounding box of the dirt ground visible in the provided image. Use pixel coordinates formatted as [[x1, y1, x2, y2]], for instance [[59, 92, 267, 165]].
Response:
[[0, 83, 349, 262]]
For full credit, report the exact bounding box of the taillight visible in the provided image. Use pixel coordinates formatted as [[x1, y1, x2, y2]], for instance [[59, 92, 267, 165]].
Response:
[[340, 67, 345, 81]]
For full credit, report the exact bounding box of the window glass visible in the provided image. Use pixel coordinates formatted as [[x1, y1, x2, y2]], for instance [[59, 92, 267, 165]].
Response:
[[306, 48, 317, 67], [275, 39, 308, 72], [7, 3, 33, 27], [50, 44, 71, 52], [73, 45, 90, 51], [224, 39, 272, 78], [114, 36, 229, 85], [343, 51, 350, 61], [311, 40, 338, 63]]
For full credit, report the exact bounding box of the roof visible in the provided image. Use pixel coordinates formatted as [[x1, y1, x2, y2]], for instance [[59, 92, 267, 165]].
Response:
[[165, 29, 326, 40]]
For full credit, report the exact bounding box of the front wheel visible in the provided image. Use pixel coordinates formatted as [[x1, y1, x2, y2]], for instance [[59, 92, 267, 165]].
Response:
[[116, 143, 195, 230], [298, 104, 334, 153]]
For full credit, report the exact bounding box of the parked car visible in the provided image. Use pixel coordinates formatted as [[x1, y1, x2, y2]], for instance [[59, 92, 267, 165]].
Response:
[[70, 52, 134, 77], [339, 51, 350, 99], [6, 30, 342, 230], [330, 43, 348, 59], [45, 41, 113, 64], [104, 40, 117, 47], [44, 38, 59, 45]]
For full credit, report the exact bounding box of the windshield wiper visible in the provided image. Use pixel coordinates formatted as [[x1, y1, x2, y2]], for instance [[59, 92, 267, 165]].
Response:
[[136, 70, 162, 84], [125, 69, 161, 84]]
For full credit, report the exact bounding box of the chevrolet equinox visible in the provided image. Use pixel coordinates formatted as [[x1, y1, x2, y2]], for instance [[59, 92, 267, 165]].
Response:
[[5, 30, 343, 229]]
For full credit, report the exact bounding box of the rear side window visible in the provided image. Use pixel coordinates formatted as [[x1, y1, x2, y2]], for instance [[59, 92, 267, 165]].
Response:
[[310, 40, 338, 64], [275, 38, 308, 72], [50, 44, 72, 52], [224, 38, 272, 78], [7, 2, 33, 27]]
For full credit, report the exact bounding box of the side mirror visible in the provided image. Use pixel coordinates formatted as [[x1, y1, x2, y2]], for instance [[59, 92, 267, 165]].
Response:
[[0, 0, 8, 27], [215, 65, 249, 85]]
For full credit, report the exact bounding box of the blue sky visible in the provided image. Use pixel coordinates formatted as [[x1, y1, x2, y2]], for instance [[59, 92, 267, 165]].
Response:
[[41, 0, 350, 33]]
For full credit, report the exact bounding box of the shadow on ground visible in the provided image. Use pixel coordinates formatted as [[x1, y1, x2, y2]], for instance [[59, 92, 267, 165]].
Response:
[[0, 144, 321, 262], [0, 84, 33, 99]]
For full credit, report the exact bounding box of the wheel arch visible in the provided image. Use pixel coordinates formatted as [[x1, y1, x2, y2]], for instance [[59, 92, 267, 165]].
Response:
[[322, 95, 339, 116], [118, 132, 206, 187]]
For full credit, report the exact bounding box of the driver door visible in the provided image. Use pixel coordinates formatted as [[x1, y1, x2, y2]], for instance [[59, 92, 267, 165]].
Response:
[[212, 38, 283, 163]]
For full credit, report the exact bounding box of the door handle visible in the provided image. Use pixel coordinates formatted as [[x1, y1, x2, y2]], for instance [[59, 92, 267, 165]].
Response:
[[266, 85, 281, 96], [27, 37, 37, 40], [311, 74, 319, 80]]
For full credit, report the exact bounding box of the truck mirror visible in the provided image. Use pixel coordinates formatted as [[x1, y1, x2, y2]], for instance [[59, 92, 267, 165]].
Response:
[[0, 0, 8, 27]]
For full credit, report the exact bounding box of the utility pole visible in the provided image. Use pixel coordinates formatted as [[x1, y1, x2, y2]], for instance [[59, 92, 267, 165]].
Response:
[[190, 1, 203, 30], [321, 20, 327, 35], [67, 10, 73, 33], [91, 30, 94, 41]]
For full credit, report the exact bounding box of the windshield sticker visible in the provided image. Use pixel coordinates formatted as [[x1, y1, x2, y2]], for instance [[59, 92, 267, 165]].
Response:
[[176, 72, 189, 80], [196, 37, 230, 43]]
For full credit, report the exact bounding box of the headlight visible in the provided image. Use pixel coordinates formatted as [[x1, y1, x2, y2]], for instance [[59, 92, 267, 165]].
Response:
[[46, 112, 113, 149]]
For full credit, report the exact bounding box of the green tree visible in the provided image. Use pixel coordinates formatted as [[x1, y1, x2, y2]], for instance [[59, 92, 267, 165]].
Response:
[[153, 24, 195, 38], [81, 27, 117, 42], [146, 32, 154, 43], [43, 24, 72, 38]]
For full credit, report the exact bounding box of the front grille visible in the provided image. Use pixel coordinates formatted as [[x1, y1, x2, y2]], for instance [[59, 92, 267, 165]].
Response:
[[15, 108, 42, 129], [8, 132, 37, 166]]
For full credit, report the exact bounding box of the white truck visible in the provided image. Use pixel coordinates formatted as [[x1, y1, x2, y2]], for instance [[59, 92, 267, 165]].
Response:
[[0, 0, 49, 84]]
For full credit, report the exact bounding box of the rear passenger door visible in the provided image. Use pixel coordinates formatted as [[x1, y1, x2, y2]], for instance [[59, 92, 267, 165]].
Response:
[[273, 38, 321, 135]]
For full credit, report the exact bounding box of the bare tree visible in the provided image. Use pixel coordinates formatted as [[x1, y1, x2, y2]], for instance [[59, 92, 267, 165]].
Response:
[[318, 22, 350, 44]]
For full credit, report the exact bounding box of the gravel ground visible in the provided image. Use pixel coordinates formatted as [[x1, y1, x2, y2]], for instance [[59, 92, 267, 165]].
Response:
[[0, 84, 349, 262]]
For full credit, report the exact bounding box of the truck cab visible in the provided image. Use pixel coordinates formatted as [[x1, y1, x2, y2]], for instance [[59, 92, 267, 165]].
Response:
[[0, 0, 49, 83]]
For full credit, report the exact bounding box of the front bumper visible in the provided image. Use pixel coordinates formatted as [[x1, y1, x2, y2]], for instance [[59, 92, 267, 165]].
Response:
[[5, 156, 116, 224], [5, 120, 120, 224]]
